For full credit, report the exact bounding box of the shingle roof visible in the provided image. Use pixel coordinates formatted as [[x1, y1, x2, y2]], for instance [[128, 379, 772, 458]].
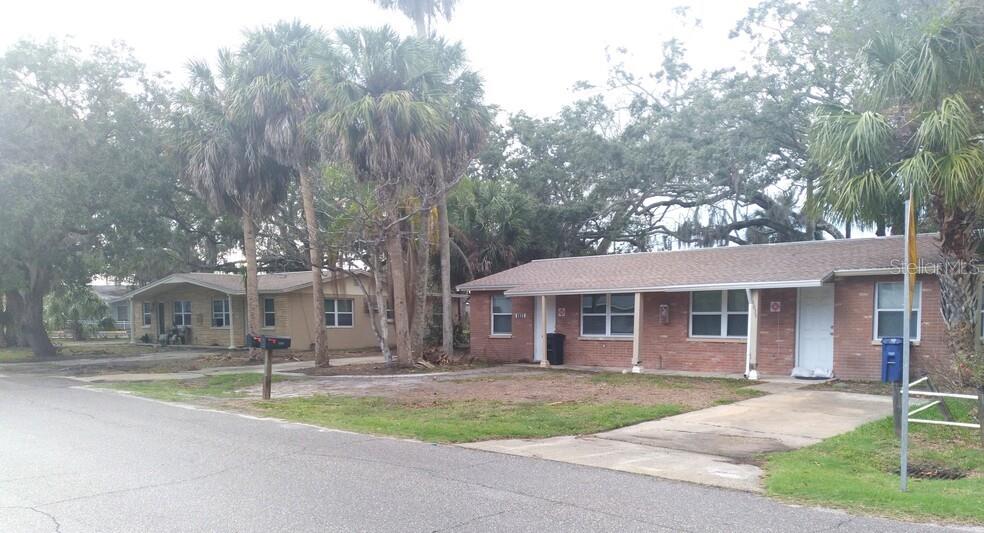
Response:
[[458, 235, 942, 296], [121, 270, 365, 300]]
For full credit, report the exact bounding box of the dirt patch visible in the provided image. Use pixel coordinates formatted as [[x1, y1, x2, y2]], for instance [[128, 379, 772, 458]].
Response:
[[293, 362, 488, 377], [270, 369, 762, 411]]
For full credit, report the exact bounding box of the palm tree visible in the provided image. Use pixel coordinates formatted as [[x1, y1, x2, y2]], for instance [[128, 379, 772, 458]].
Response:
[[373, 0, 463, 358], [236, 22, 334, 366], [809, 2, 984, 418], [177, 52, 291, 356], [315, 26, 451, 365]]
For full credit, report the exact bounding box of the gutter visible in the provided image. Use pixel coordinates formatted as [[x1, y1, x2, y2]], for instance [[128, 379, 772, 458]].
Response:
[[503, 279, 825, 297]]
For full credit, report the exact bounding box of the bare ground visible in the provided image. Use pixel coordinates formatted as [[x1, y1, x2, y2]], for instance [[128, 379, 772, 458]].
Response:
[[265, 368, 763, 410]]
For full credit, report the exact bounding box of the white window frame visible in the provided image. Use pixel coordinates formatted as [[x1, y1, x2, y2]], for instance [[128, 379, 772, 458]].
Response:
[[874, 281, 921, 341], [580, 293, 635, 337], [689, 290, 748, 339], [173, 301, 192, 327], [325, 298, 355, 328], [263, 298, 276, 328], [211, 299, 230, 329], [490, 294, 512, 335], [142, 302, 152, 328]]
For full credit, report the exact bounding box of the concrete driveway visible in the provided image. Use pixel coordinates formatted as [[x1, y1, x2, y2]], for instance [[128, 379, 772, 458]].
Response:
[[462, 387, 894, 492]]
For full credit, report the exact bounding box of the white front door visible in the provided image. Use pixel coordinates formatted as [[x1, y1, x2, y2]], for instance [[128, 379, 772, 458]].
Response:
[[533, 296, 557, 362], [796, 285, 835, 376]]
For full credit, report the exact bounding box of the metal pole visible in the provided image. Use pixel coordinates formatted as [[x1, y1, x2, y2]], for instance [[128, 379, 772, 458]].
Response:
[[899, 198, 912, 492], [262, 347, 272, 400]]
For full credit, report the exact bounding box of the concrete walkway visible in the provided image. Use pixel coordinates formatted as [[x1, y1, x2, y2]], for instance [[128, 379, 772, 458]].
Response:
[[461, 388, 894, 492]]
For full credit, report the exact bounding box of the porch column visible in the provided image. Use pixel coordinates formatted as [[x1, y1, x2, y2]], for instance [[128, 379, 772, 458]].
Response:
[[228, 294, 236, 349], [538, 295, 549, 367], [128, 298, 135, 344], [631, 292, 643, 373], [745, 289, 760, 379]]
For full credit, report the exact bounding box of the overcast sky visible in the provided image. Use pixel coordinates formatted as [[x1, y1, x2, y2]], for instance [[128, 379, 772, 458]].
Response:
[[1, 0, 760, 117]]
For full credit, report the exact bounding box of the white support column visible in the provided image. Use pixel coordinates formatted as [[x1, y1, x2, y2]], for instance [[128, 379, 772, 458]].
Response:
[[745, 289, 760, 380], [228, 294, 236, 349], [538, 295, 549, 367], [631, 292, 643, 373], [128, 298, 135, 344]]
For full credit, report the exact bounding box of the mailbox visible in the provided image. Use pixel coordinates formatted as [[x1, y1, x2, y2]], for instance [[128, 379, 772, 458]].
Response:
[[245, 334, 292, 350], [881, 336, 904, 383]]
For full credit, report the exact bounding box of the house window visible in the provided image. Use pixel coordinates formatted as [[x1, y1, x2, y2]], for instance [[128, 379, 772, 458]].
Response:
[[263, 298, 276, 328], [212, 299, 230, 328], [581, 293, 635, 337], [875, 281, 921, 340], [173, 301, 192, 327], [491, 294, 512, 335], [325, 298, 354, 327], [690, 290, 748, 338], [142, 303, 152, 327]]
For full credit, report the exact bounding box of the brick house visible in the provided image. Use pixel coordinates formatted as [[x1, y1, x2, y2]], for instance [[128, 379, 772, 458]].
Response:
[[122, 271, 386, 351], [459, 235, 963, 381]]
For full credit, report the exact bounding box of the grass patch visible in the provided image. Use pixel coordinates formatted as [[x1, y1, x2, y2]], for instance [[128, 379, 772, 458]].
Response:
[[589, 372, 761, 394], [254, 396, 683, 443], [765, 399, 984, 524], [0, 343, 158, 363], [104, 373, 285, 402]]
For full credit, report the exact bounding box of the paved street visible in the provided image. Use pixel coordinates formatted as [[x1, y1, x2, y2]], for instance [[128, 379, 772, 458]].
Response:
[[0, 373, 974, 533]]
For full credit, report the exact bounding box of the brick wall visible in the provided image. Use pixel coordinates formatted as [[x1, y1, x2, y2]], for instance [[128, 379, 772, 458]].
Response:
[[468, 292, 534, 363], [833, 275, 946, 380]]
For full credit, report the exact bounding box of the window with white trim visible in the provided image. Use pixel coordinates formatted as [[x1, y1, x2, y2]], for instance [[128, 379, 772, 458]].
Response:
[[690, 290, 748, 338], [142, 303, 152, 327], [581, 293, 634, 337], [875, 281, 921, 340], [325, 298, 354, 327], [263, 298, 276, 328], [491, 295, 512, 334], [173, 301, 192, 327], [212, 299, 230, 328]]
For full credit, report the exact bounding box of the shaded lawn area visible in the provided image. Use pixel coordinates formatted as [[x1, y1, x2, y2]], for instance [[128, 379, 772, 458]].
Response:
[[104, 370, 764, 443], [765, 399, 984, 525], [0, 342, 159, 363]]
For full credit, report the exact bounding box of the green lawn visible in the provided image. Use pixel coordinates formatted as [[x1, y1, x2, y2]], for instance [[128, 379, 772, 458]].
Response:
[[765, 399, 984, 525], [254, 396, 682, 443], [0, 342, 156, 363], [104, 373, 285, 402]]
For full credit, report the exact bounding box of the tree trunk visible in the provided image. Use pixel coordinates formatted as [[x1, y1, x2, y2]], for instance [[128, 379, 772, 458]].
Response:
[[2, 290, 28, 347], [299, 169, 328, 366], [369, 253, 394, 364], [21, 287, 55, 358], [438, 196, 454, 357], [805, 176, 816, 240], [242, 211, 262, 361], [385, 225, 413, 365], [410, 214, 432, 355]]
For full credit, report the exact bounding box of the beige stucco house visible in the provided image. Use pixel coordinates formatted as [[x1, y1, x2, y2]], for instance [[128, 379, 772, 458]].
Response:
[[122, 271, 385, 351]]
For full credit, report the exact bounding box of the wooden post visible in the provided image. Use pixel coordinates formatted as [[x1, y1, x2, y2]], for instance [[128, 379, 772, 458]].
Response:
[[539, 295, 549, 367], [262, 347, 273, 400], [631, 292, 643, 373]]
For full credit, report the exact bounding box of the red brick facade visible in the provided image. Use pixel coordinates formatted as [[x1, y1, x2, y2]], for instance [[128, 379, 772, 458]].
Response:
[[468, 275, 949, 381]]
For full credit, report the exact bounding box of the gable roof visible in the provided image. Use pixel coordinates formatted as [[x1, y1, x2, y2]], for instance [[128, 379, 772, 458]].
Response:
[[458, 234, 943, 296], [121, 270, 367, 300], [90, 284, 133, 304]]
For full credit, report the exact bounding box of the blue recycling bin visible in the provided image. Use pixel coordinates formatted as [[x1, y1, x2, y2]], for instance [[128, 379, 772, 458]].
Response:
[[881, 337, 904, 383]]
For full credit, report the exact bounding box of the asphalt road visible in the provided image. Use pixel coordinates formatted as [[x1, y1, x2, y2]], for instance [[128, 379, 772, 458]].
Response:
[[0, 373, 973, 533]]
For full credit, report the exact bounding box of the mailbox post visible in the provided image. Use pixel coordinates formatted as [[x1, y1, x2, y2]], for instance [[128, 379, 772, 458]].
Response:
[[246, 334, 292, 400]]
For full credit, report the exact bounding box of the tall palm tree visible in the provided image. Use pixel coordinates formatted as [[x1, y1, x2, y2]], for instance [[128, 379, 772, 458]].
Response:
[[315, 26, 451, 365], [373, 0, 459, 359], [178, 52, 291, 356], [809, 2, 984, 412], [236, 22, 334, 366]]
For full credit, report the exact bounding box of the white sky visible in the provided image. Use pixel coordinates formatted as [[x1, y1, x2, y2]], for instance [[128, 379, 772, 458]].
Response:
[[1, 0, 760, 117]]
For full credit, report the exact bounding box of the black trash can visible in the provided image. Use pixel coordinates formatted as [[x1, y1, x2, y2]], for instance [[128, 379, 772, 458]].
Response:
[[546, 333, 565, 365]]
